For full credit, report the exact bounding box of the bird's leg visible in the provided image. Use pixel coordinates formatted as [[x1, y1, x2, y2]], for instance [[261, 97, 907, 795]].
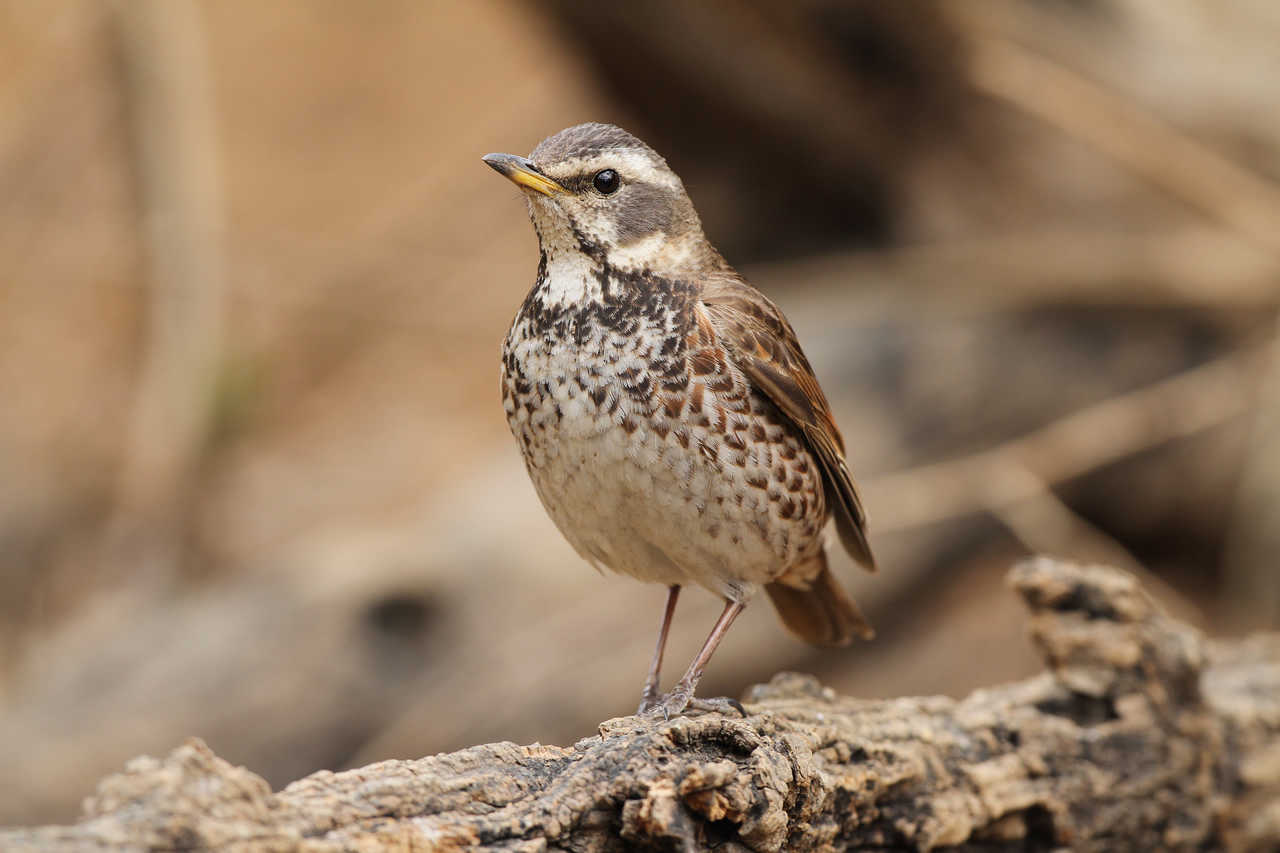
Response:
[[638, 585, 681, 714], [649, 599, 745, 719]]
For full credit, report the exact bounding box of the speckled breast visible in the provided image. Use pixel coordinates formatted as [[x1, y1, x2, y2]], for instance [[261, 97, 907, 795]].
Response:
[[500, 271, 828, 598]]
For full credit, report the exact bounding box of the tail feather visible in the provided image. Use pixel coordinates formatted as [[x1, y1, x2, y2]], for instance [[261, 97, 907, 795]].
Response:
[[766, 554, 874, 647]]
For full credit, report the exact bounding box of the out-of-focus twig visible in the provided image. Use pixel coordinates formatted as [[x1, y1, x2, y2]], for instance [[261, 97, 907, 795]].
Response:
[[981, 462, 1202, 622], [868, 347, 1262, 532], [987, 462, 1142, 570], [967, 36, 1280, 259], [110, 0, 224, 542], [1223, 330, 1280, 630], [964, 30, 1280, 629], [758, 226, 1280, 313]]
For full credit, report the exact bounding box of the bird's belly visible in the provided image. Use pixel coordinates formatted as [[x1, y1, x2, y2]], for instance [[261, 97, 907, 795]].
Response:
[[502, 355, 827, 598]]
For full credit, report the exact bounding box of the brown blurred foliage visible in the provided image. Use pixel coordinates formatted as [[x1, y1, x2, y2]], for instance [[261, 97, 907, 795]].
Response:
[[2, 0, 1279, 825]]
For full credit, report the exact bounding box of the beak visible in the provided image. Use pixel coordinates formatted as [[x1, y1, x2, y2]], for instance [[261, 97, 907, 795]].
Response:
[[482, 153, 565, 197]]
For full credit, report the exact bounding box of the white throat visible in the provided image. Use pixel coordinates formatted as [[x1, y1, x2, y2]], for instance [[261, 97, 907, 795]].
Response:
[[539, 248, 603, 308]]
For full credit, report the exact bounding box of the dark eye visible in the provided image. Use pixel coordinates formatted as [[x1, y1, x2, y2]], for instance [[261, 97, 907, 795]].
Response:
[[592, 169, 620, 195]]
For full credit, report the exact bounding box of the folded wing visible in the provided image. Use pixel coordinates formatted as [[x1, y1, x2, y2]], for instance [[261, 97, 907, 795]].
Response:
[[698, 273, 876, 571]]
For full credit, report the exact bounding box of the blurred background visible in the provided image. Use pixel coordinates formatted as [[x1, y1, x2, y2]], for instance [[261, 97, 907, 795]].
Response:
[[3, 0, 1280, 825]]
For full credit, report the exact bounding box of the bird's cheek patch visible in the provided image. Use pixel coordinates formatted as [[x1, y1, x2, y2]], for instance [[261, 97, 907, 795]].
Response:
[[613, 182, 675, 246]]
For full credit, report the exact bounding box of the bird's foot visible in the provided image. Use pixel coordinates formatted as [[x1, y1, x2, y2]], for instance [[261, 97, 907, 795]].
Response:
[[641, 686, 691, 720], [637, 685, 662, 716], [641, 689, 747, 721], [686, 695, 748, 717]]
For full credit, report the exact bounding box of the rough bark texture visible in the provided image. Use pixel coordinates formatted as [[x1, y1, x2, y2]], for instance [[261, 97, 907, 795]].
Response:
[[3, 559, 1278, 852]]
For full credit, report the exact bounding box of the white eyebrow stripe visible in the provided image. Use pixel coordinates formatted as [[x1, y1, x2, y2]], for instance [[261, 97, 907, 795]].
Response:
[[549, 151, 682, 190]]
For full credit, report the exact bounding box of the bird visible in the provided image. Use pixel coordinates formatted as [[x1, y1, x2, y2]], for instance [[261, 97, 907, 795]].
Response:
[[484, 123, 876, 718]]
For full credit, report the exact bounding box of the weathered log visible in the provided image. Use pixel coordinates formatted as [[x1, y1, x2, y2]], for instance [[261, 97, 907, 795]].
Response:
[[3, 558, 1277, 851]]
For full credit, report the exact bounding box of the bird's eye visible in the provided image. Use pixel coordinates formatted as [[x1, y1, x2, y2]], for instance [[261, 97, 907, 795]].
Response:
[[592, 169, 620, 195]]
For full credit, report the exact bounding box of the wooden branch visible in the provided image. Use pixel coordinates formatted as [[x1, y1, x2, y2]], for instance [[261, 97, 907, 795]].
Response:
[[3, 560, 1276, 851]]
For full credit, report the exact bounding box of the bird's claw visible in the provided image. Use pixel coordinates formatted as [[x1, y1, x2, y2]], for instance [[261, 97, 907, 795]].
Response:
[[639, 690, 747, 720], [637, 692, 661, 716], [639, 687, 690, 720], [685, 695, 748, 717]]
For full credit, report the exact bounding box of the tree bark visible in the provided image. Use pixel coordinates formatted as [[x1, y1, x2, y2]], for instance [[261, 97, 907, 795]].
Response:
[[3, 558, 1278, 852]]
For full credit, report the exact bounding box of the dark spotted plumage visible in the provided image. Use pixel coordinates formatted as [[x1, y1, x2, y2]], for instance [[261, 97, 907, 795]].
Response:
[[484, 123, 876, 718]]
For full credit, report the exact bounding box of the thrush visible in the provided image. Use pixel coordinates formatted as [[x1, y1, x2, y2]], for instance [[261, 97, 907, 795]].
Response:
[[484, 123, 876, 718]]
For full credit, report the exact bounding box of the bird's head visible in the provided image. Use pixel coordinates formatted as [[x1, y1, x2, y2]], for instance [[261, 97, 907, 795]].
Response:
[[484, 123, 718, 278]]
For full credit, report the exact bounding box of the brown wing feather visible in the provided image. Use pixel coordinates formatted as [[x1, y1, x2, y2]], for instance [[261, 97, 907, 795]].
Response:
[[699, 274, 876, 571]]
